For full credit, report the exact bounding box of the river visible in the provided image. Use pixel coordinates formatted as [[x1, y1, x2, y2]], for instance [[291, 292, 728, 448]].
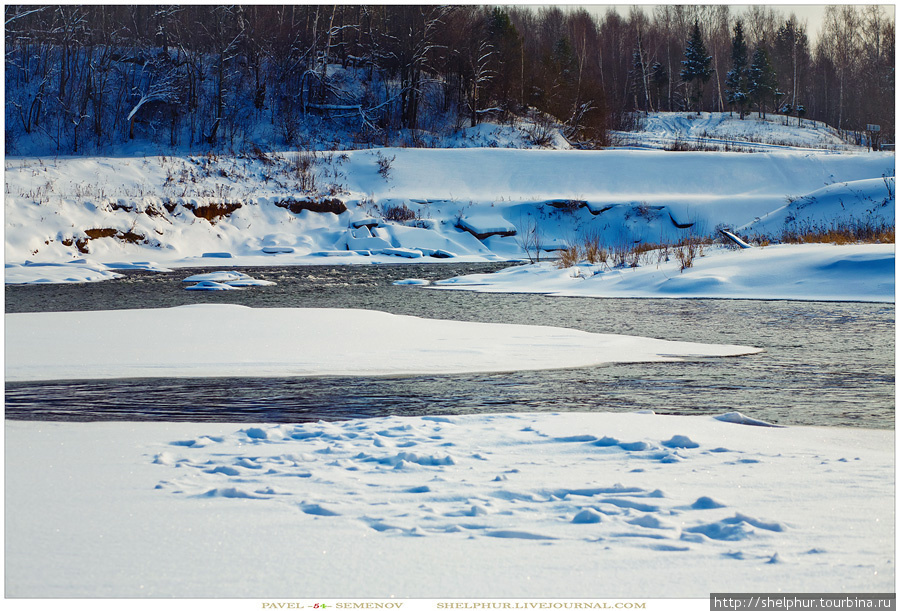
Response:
[[5, 263, 894, 428]]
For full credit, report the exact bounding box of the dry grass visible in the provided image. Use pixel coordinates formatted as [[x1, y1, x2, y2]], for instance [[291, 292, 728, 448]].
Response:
[[582, 232, 607, 264], [781, 219, 894, 245], [674, 236, 705, 271], [556, 244, 582, 268]]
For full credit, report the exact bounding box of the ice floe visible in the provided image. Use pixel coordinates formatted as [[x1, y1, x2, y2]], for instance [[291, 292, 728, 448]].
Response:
[[5, 304, 761, 382]]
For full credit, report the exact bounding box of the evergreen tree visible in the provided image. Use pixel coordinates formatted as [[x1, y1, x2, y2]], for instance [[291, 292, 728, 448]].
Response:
[[650, 62, 668, 112], [748, 46, 777, 118], [725, 21, 749, 119], [680, 21, 713, 115], [773, 17, 809, 108], [487, 8, 522, 117]]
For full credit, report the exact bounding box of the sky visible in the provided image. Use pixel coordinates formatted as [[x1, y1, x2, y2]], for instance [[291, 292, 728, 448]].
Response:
[[527, 3, 894, 42], [600, 3, 829, 37]]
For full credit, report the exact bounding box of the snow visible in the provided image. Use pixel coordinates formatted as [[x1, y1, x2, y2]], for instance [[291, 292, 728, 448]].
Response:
[[378, 247, 424, 259], [614, 112, 865, 152], [5, 144, 892, 284], [434, 244, 895, 303], [5, 260, 124, 284], [183, 280, 239, 291], [456, 213, 518, 238], [5, 304, 761, 382], [181, 271, 276, 288], [739, 177, 894, 236], [5, 412, 892, 597], [182, 271, 252, 283], [4, 115, 893, 603]]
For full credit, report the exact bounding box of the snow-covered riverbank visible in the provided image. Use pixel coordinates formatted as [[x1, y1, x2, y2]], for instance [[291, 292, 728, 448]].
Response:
[[6, 412, 893, 598], [5, 146, 893, 274], [433, 243, 896, 303]]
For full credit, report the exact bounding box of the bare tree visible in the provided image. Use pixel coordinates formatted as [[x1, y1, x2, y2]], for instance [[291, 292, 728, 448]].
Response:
[[822, 5, 860, 129], [125, 57, 180, 139]]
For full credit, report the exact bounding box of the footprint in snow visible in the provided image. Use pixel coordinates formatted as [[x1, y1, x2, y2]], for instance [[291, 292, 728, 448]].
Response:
[[628, 514, 674, 530], [484, 530, 556, 541], [618, 441, 652, 452], [300, 503, 340, 517], [553, 435, 599, 443], [651, 544, 691, 552], [592, 436, 620, 447], [572, 509, 603, 524], [202, 487, 265, 499], [661, 435, 700, 449], [689, 496, 727, 510], [206, 465, 241, 476]]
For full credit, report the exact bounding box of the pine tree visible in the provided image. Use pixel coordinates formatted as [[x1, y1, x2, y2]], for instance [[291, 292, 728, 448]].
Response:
[[650, 62, 668, 113], [748, 47, 777, 118], [487, 8, 522, 117], [773, 17, 809, 109], [725, 21, 749, 119], [680, 21, 713, 115]]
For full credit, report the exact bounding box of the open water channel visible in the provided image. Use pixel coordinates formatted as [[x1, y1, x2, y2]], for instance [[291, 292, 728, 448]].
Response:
[[5, 262, 895, 428]]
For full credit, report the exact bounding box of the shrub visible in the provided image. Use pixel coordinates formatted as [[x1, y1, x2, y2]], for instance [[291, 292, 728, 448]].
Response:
[[376, 152, 395, 180], [514, 215, 543, 263], [382, 202, 417, 222], [582, 232, 607, 264], [674, 236, 704, 271], [608, 240, 632, 268], [555, 243, 582, 268], [291, 150, 317, 192]]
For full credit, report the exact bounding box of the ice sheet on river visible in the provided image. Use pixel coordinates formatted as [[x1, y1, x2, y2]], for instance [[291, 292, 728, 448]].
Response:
[[5, 304, 761, 381]]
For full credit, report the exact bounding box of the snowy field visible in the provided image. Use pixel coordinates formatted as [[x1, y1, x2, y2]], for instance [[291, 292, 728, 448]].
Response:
[[6, 413, 893, 598]]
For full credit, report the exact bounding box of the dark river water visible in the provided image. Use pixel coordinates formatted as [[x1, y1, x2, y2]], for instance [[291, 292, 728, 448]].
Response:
[[5, 263, 895, 428]]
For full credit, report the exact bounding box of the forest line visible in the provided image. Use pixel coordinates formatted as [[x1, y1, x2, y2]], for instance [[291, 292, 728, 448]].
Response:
[[4, 4, 894, 154]]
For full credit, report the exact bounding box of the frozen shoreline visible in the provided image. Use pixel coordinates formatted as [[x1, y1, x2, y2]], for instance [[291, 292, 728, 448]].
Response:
[[6, 412, 893, 598], [6, 243, 895, 305], [432, 243, 896, 303]]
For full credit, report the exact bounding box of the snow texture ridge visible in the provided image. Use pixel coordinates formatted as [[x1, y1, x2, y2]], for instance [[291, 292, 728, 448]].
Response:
[[5, 412, 893, 597]]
